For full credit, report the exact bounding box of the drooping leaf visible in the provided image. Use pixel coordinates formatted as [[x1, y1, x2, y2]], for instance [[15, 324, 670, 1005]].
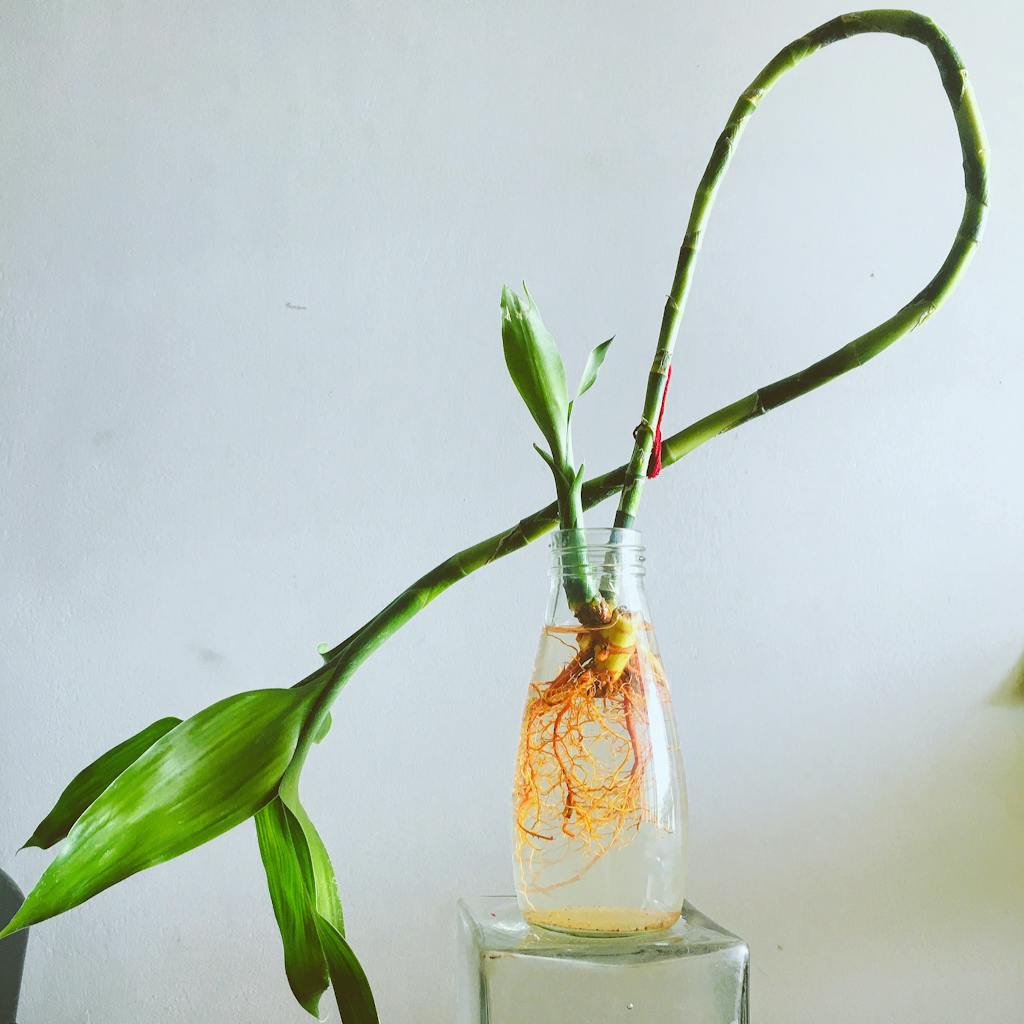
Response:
[[256, 798, 329, 1016], [1, 684, 322, 938], [500, 284, 569, 463], [575, 337, 614, 401], [23, 716, 182, 850], [317, 913, 380, 1024], [312, 711, 333, 744], [258, 782, 362, 1020], [280, 769, 344, 931]]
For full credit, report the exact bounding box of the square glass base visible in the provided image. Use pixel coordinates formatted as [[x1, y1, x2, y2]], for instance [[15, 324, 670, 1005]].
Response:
[[457, 897, 748, 1024]]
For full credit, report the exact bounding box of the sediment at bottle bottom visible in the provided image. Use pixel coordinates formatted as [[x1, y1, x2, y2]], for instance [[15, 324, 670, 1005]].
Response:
[[523, 906, 681, 936]]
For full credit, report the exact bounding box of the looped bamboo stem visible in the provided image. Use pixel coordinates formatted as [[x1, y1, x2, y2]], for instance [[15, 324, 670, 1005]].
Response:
[[292, 10, 988, 761], [613, 8, 989, 528]]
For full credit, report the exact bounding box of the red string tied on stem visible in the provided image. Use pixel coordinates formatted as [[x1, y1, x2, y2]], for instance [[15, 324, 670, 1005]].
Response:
[[646, 365, 672, 479]]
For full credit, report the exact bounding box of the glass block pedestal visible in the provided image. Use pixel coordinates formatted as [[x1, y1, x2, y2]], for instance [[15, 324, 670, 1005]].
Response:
[[457, 897, 748, 1024]]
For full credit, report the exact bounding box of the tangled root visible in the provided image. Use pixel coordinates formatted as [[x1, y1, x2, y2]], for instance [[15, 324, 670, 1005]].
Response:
[[513, 610, 669, 891]]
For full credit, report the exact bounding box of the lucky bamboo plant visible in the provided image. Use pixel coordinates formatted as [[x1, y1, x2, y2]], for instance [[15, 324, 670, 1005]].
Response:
[[2, 10, 988, 1022]]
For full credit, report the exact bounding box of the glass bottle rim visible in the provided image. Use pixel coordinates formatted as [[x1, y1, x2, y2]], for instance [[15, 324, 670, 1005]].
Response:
[[549, 527, 644, 551], [548, 527, 645, 575]]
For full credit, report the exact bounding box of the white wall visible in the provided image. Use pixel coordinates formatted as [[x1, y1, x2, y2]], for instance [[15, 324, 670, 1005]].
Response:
[[2, 2, 1021, 1021]]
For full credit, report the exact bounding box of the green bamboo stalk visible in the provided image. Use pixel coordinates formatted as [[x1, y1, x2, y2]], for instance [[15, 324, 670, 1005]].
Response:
[[291, 8, 987, 759], [613, 8, 989, 529]]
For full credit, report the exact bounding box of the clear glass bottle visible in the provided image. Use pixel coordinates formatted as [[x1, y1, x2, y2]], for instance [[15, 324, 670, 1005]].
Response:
[[512, 528, 688, 936]]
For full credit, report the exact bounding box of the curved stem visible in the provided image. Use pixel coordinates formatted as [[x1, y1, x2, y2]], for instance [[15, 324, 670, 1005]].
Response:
[[295, 9, 989, 755], [613, 8, 989, 528]]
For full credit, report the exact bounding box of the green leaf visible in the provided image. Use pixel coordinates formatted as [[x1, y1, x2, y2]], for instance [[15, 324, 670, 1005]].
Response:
[[575, 337, 614, 400], [312, 711, 332, 744], [258, 787, 366, 1020], [567, 337, 614, 428], [317, 913, 380, 1024], [23, 716, 182, 850], [532, 442, 558, 475], [280, 772, 344, 932], [500, 285, 569, 463], [570, 462, 586, 505], [256, 798, 329, 1016], [1, 684, 322, 938]]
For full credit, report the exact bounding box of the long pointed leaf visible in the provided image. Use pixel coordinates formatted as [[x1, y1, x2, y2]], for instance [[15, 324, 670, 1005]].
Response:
[[500, 285, 569, 462], [1, 684, 321, 937], [23, 716, 182, 850], [317, 913, 379, 1024], [575, 337, 614, 400], [258, 787, 361, 1019], [280, 779, 344, 932], [255, 798, 329, 1016], [567, 338, 614, 429]]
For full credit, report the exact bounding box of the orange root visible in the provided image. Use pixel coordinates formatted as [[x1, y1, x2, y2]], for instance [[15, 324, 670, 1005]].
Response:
[[514, 615, 668, 889]]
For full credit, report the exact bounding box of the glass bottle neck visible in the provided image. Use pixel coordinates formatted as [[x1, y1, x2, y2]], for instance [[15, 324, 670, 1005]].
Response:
[[546, 528, 649, 625]]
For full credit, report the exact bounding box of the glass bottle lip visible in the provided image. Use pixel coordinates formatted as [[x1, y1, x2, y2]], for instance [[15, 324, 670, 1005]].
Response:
[[549, 527, 644, 550], [548, 527, 646, 574]]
